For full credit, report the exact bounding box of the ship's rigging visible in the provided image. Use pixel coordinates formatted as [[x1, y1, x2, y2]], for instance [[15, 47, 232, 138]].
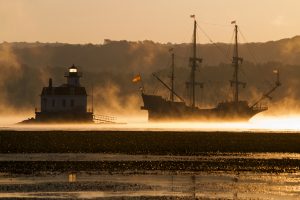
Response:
[[167, 18, 279, 109], [140, 15, 281, 121]]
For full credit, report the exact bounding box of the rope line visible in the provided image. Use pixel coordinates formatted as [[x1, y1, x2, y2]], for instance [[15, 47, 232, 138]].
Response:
[[196, 24, 232, 62]]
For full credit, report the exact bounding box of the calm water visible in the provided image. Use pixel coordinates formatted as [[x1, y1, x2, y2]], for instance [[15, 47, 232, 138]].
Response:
[[0, 171, 300, 199], [1, 153, 300, 199]]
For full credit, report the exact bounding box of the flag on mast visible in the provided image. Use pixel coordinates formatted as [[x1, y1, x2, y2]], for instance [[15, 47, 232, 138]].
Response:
[[190, 14, 195, 18], [231, 20, 236, 24], [273, 69, 279, 74], [132, 74, 141, 83]]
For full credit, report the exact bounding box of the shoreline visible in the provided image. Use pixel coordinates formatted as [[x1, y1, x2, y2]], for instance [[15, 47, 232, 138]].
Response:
[[1, 130, 300, 174], [1, 158, 299, 174], [1, 130, 300, 154]]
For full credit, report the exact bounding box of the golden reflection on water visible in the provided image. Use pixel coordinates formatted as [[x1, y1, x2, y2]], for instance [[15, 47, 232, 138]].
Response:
[[1, 172, 300, 199], [2, 114, 300, 132], [68, 173, 77, 183]]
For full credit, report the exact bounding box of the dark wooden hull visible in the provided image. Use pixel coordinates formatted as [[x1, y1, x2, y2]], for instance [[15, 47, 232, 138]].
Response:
[[141, 93, 267, 122]]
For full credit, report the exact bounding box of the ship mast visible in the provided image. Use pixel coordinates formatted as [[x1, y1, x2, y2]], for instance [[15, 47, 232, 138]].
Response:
[[188, 15, 202, 108], [91, 83, 94, 113], [170, 49, 175, 102], [231, 22, 245, 105]]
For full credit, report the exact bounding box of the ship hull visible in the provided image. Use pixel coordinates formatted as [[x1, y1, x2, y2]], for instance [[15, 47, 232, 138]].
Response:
[[141, 93, 266, 122]]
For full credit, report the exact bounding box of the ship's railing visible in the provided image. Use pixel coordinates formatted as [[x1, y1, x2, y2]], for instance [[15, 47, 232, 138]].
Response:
[[252, 103, 268, 111], [93, 114, 117, 124]]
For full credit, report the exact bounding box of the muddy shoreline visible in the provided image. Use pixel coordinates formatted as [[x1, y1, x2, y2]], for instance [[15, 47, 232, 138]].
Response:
[[1, 158, 300, 174], [1, 130, 300, 154], [1, 130, 300, 174]]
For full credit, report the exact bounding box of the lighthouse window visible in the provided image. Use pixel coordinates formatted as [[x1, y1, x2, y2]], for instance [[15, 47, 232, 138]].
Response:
[[62, 99, 66, 107], [69, 68, 77, 73], [42, 98, 47, 107], [71, 99, 74, 107]]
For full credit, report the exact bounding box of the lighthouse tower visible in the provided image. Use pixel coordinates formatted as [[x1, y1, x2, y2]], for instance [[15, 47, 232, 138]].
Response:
[[65, 64, 81, 86]]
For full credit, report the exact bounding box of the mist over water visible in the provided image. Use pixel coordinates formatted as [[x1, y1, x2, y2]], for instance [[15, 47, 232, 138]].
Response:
[[2, 112, 300, 132]]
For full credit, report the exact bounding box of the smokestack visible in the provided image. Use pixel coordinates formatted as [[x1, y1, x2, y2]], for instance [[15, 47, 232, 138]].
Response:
[[49, 78, 52, 88]]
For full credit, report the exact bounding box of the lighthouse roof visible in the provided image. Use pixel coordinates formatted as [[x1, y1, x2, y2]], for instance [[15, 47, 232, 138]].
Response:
[[41, 85, 87, 96]]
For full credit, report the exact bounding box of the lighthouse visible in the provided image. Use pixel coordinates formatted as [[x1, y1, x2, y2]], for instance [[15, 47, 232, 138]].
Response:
[[35, 65, 93, 123]]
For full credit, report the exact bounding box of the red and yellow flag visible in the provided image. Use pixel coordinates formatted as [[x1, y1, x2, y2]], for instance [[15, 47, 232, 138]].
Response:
[[132, 75, 141, 83]]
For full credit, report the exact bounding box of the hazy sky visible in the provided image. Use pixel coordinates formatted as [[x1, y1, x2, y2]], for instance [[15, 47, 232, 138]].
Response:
[[1, 0, 300, 44]]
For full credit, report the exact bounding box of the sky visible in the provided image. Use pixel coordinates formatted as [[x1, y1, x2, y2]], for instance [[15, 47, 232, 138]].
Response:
[[1, 0, 300, 44]]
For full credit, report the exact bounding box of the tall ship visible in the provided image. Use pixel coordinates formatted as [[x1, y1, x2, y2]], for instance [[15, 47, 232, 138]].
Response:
[[140, 17, 281, 121]]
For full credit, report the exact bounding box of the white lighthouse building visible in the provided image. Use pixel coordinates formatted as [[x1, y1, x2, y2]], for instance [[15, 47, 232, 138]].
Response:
[[35, 65, 93, 122]]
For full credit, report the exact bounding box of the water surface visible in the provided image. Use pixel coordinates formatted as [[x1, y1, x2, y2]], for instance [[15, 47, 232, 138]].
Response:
[[0, 171, 299, 199]]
